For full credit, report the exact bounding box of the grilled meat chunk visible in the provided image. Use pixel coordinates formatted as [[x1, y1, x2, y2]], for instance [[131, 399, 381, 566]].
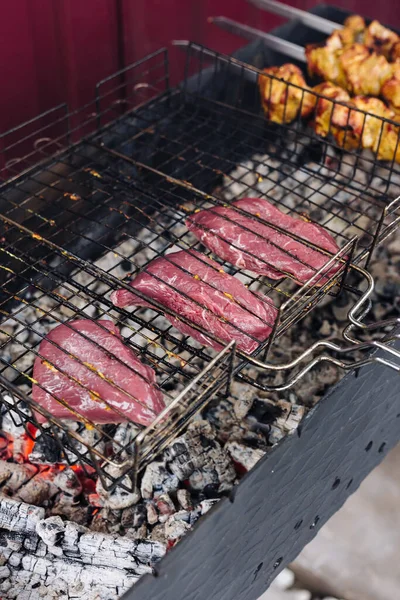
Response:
[[258, 64, 316, 124], [382, 64, 400, 112], [390, 41, 400, 63], [312, 82, 352, 143], [343, 15, 366, 39], [305, 42, 347, 89], [257, 58, 400, 163], [364, 20, 399, 58], [111, 250, 278, 354], [186, 198, 342, 285], [348, 97, 400, 162], [32, 319, 165, 425], [339, 43, 393, 96]]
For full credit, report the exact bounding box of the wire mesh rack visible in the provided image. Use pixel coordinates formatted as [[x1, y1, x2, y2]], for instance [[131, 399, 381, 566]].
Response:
[[1, 43, 400, 491]]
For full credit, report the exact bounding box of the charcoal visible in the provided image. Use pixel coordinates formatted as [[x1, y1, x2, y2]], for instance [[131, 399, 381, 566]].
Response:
[[226, 441, 266, 473], [121, 503, 147, 530], [230, 382, 256, 420], [112, 422, 141, 458], [0, 393, 33, 462], [205, 398, 239, 436], [53, 467, 82, 498], [36, 515, 65, 557], [0, 496, 44, 533], [0, 460, 62, 506], [199, 498, 220, 515], [90, 508, 120, 534], [189, 469, 218, 491], [177, 489, 193, 511], [29, 427, 63, 464], [29, 420, 105, 467], [96, 462, 140, 510], [125, 523, 148, 541], [164, 513, 191, 543], [275, 401, 306, 434], [50, 501, 90, 526], [164, 421, 236, 494], [149, 523, 166, 544], [146, 502, 159, 525], [248, 398, 283, 426], [164, 437, 204, 480], [140, 461, 179, 499], [155, 493, 176, 522], [0, 493, 168, 600], [0, 461, 37, 490]]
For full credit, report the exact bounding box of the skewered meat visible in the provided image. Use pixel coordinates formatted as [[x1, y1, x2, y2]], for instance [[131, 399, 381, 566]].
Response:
[[381, 64, 400, 113], [306, 17, 400, 100], [339, 44, 393, 96], [306, 41, 393, 97], [312, 85, 400, 159], [186, 198, 342, 285], [348, 97, 400, 162], [258, 64, 315, 124], [390, 41, 400, 63], [305, 40, 347, 89], [343, 15, 366, 39], [258, 63, 400, 164], [364, 20, 399, 58], [111, 249, 278, 354], [32, 319, 165, 426], [312, 82, 352, 141]]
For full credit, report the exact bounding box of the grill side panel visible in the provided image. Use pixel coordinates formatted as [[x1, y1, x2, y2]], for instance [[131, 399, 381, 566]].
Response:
[[124, 337, 400, 600]]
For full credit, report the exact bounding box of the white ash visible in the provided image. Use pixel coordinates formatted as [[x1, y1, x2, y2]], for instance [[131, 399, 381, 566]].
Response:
[[0, 496, 165, 600], [0, 496, 44, 534]]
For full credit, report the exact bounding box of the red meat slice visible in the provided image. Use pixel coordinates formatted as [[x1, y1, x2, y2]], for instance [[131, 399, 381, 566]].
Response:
[[32, 319, 165, 426], [186, 197, 342, 284], [110, 249, 278, 353]]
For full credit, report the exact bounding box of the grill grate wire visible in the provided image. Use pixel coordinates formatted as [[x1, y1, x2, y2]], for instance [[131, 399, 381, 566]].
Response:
[[0, 43, 400, 491]]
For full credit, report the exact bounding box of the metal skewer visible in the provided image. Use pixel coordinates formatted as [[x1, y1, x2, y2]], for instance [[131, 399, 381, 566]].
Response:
[[246, 0, 342, 35], [209, 16, 306, 62]]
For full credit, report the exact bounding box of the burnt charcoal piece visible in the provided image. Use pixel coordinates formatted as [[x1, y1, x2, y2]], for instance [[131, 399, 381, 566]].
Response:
[[164, 421, 236, 494], [29, 429, 62, 464], [248, 398, 283, 425], [121, 503, 147, 530], [141, 462, 180, 500]]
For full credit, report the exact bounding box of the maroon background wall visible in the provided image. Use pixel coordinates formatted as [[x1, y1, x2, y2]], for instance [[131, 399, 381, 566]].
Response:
[[0, 0, 399, 133]]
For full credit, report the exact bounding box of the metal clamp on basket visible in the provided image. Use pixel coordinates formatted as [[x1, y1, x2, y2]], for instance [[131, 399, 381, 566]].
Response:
[[240, 263, 400, 393]]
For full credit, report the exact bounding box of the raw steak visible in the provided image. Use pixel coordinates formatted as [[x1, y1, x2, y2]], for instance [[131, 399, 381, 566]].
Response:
[[32, 319, 165, 426], [186, 197, 342, 284], [110, 249, 278, 353]]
